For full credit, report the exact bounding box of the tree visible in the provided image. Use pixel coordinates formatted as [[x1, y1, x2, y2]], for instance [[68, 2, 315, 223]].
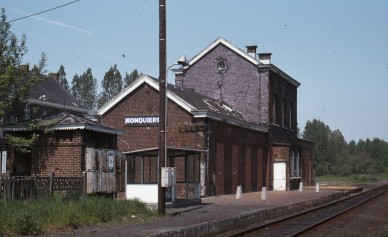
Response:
[[5, 119, 54, 154], [0, 8, 44, 123], [31, 52, 47, 75], [303, 119, 330, 169], [0, 8, 49, 153], [124, 69, 140, 87], [57, 64, 69, 91], [71, 68, 97, 111], [327, 129, 349, 175], [98, 64, 122, 108]]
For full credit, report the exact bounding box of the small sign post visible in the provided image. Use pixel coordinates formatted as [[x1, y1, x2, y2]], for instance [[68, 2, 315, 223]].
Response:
[[1, 151, 7, 174], [107, 151, 114, 171]]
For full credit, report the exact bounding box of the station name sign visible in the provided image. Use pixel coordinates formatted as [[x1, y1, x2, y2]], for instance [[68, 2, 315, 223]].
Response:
[[125, 116, 159, 126]]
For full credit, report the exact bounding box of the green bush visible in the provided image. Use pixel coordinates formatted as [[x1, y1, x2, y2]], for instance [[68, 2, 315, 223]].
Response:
[[15, 212, 43, 236]]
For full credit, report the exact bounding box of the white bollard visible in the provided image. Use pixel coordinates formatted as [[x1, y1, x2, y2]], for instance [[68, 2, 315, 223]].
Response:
[[261, 187, 267, 200], [299, 182, 303, 192], [316, 182, 320, 192], [236, 185, 242, 199]]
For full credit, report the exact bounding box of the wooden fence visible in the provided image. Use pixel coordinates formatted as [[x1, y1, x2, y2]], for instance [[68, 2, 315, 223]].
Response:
[[0, 172, 85, 201]]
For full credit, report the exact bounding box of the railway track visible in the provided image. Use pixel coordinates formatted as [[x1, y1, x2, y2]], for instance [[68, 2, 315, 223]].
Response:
[[223, 184, 388, 237]]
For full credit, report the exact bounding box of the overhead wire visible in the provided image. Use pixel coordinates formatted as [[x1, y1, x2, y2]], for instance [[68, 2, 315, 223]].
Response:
[[7, 0, 80, 23]]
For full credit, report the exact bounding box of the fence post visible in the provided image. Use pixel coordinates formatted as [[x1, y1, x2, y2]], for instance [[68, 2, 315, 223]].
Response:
[[49, 171, 54, 197], [82, 171, 87, 195], [11, 179, 16, 201], [29, 177, 33, 201]]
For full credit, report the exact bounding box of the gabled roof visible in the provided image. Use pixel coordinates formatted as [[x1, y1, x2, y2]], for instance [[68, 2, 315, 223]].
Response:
[[97, 75, 267, 133], [28, 76, 89, 114], [188, 36, 260, 66], [1, 111, 123, 135]]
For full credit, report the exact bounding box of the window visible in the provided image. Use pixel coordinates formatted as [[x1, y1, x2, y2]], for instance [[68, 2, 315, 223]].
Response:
[[174, 155, 200, 183], [24, 105, 31, 120], [127, 156, 158, 184], [273, 95, 277, 124], [214, 59, 228, 74], [143, 156, 157, 183], [289, 103, 293, 130], [290, 150, 300, 178], [282, 99, 286, 127], [10, 114, 17, 124]]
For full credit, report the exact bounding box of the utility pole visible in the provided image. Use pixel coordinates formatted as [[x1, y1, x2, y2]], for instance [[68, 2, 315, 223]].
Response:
[[158, 0, 167, 214]]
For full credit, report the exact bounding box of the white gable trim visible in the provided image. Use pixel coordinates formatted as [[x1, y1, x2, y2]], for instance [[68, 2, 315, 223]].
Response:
[[97, 75, 196, 116], [188, 37, 259, 66]]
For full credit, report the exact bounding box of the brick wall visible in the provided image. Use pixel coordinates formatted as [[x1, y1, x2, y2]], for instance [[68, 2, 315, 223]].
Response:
[[208, 120, 267, 195], [269, 72, 298, 130], [102, 85, 160, 151], [101, 84, 207, 152], [180, 44, 264, 124], [100, 82, 270, 196], [31, 130, 84, 177]]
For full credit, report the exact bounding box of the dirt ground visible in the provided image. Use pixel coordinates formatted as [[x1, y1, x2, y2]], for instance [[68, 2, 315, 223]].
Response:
[[302, 185, 388, 237]]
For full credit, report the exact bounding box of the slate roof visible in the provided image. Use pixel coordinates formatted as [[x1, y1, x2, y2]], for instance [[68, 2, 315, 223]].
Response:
[[1, 111, 123, 135], [165, 80, 249, 121], [98, 75, 267, 133], [28, 76, 89, 114]]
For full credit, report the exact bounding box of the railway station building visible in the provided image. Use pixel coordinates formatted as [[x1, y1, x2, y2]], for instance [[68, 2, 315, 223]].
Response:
[[97, 37, 314, 203]]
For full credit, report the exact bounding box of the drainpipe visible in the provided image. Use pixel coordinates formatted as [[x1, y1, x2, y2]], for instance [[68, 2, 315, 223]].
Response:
[[205, 122, 213, 197]]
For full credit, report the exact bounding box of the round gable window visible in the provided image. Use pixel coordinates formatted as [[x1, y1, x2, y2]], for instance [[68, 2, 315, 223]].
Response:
[[214, 59, 228, 74]]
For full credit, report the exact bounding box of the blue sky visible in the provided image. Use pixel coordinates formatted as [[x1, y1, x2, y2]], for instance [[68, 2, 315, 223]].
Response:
[[2, 0, 388, 142]]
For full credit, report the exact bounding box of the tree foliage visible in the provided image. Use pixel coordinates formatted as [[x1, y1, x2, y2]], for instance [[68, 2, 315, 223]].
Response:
[[5, 119, 55, 154], [57, 64, 69, 91], [0, 8, 45, 123], [124, 69, 140, 87], [71, 68, 97, 111], [303, 119, 330, 167], [303, 119, 388, 176], [98, 64, 122, 108]]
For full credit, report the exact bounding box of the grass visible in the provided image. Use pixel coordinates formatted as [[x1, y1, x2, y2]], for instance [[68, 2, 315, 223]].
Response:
[[0, 193, 157, 236], [316, 173, 388, 186]]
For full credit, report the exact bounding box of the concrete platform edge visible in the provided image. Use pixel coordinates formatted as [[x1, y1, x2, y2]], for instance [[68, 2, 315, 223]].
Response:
[[150, 191, 352, 237]]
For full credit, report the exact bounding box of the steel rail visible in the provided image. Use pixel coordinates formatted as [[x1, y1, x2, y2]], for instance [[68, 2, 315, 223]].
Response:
[[223, 184, 388, 237]]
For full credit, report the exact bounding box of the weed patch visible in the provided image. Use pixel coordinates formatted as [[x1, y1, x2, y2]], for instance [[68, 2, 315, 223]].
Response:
[[0, 196, 156, 236]]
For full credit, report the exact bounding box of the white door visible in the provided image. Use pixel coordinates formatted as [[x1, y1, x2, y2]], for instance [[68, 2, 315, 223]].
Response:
[[273, 162, 286, 190]]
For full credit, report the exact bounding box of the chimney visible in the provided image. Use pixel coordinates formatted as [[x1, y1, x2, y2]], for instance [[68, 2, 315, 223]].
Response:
[[246, 45, 258, 59], [172, 68, 184, 88], [258, 52, 272, 64], [48, 73, 58, 81], [18, 64, 29, 73]]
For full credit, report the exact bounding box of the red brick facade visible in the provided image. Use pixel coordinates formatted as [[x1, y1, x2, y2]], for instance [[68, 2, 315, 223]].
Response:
[[98, 38, 315, 197], [100, 79, 269, 196], [6, 129, 118, 177]]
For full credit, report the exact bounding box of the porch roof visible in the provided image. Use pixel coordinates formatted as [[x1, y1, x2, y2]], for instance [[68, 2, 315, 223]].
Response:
[[0, 111, 123, 135], [123, 147, 207, 157]]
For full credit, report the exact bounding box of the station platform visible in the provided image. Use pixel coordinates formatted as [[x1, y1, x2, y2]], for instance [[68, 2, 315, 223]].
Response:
[[84, 182, 386, 237]]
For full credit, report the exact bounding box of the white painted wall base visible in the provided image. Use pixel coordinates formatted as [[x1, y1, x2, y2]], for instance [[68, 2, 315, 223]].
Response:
[[126, 184, 158, 204]]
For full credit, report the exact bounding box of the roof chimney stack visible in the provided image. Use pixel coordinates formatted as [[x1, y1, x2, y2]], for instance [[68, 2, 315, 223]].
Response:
[[258, 52, 272, 64], [246, 45, 258, 59]]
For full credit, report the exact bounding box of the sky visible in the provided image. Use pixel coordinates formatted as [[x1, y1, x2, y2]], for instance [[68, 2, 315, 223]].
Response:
[[1, 0, 388, 142]]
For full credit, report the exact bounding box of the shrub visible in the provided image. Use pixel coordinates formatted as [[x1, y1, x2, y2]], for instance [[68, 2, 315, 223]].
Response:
[[15, 212, 43, 236]]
